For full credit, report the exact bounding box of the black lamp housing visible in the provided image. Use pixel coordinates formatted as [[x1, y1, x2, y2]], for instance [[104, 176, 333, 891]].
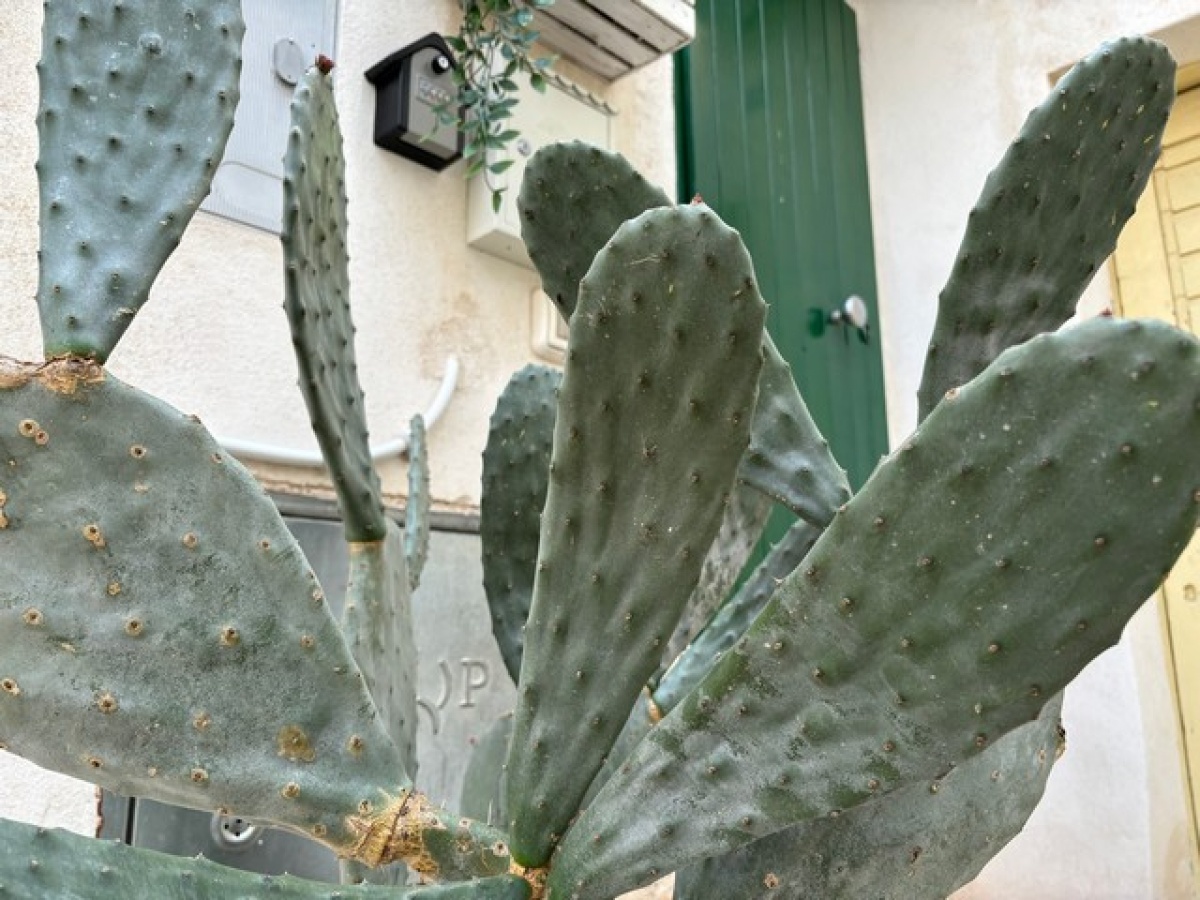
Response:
[[364, 33, 463, 171]]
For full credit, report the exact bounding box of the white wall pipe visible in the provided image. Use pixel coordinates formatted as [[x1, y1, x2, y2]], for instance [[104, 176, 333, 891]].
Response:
[[217, 356, 459, 466]]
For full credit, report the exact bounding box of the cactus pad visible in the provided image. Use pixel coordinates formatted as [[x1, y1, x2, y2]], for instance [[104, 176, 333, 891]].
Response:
[[0, 358, 405, 855], [917, 36, 1175, 418], [652, 517, 822, 715], [674, 697, 1064, 900], [580, 692, 656, 810], [282, 66, 386, 543], [504, 204, 766, 868], [405, 414, 431, 591], [659, 481, 771, 674], [519, 141, 846, 526], [518, 142, 671, 319], [35, 0, 244, 362], [481, 365, 562, 684], [342, 520, 418, 778], [549, 317, 1200, 899], [0, 817, 530, 900], [739, 336, 850, 524]]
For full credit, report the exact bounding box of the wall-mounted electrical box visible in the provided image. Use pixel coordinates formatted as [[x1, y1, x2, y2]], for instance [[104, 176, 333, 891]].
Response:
[[533, 0, 695, 81], [365, 33, 463, 171], [466, 71, 614, 268], [203, 0, 338, 233]]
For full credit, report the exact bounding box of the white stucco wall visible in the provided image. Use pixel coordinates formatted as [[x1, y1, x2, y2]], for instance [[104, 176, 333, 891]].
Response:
[[850, 2, 1200, 896], [0, 0, 675, 837]]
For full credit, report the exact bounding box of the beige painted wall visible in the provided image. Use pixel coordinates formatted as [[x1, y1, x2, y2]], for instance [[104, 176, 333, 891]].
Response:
[[0, 0, 675, 834], [850, 1, 1200, 897]]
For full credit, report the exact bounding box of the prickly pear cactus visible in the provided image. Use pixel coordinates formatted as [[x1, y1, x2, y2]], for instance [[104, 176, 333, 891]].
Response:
[[342, 521, 418, 776], [504, 203, 767, 868], [917, 36, 1174, 418], [481, 365, 561, 684], [0, 0, 516, 884], [282, 62, 387, 544], [406, 413, 431, 590], [550, 317, 1200, 899], [659, 480, 771, 674], [518, 141, 670, 320], [674, 697, 1065, 900], [0, 818, 531, 900], [36, 0, 243, 362], [0, 357, 405, 850], [652, 515, 822, 714], [518, 141, 850, 525], [739, 336, 850, 525], [281, 61, 419, 787], [3, 4, 1195, 898]]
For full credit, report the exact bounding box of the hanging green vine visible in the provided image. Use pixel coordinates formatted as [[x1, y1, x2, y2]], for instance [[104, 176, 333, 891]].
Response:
[[441, 0, 556, 212]]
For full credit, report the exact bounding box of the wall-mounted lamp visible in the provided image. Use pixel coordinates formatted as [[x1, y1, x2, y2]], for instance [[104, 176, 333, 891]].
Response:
[[364, 33, 462, 171]]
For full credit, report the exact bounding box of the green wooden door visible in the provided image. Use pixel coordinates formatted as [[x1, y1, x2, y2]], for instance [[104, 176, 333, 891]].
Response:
[[676, 0, 887, 496]]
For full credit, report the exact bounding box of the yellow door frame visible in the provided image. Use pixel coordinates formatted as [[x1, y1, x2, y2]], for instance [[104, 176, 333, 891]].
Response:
[[1110, 59, 1200, 895]]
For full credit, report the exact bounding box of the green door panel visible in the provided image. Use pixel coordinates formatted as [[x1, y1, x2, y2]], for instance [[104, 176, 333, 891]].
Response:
[[676, 0, 888, 499]]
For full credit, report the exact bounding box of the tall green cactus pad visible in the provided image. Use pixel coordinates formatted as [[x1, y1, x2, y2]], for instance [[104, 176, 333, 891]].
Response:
[[660, 481, 771, 673], [549, 317, 1200, 899], [0, 358, 405, 855], [505, 204, 766, 868], [580, 692, 656, 810], [917, 36, 1174, 419], [652, 517, 822, 715], [481, 365, 561, 684], [35, 0, 244, 362], [519, 141, 847, 524], [740, 338, 850, 524], [342, 520, 418, 777], [673, 697, 1064, 900], [282, 66, 387, 543], [405, 414, 431, 591], [518, 142, 671, 319], [0, 817, 531, 900]]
